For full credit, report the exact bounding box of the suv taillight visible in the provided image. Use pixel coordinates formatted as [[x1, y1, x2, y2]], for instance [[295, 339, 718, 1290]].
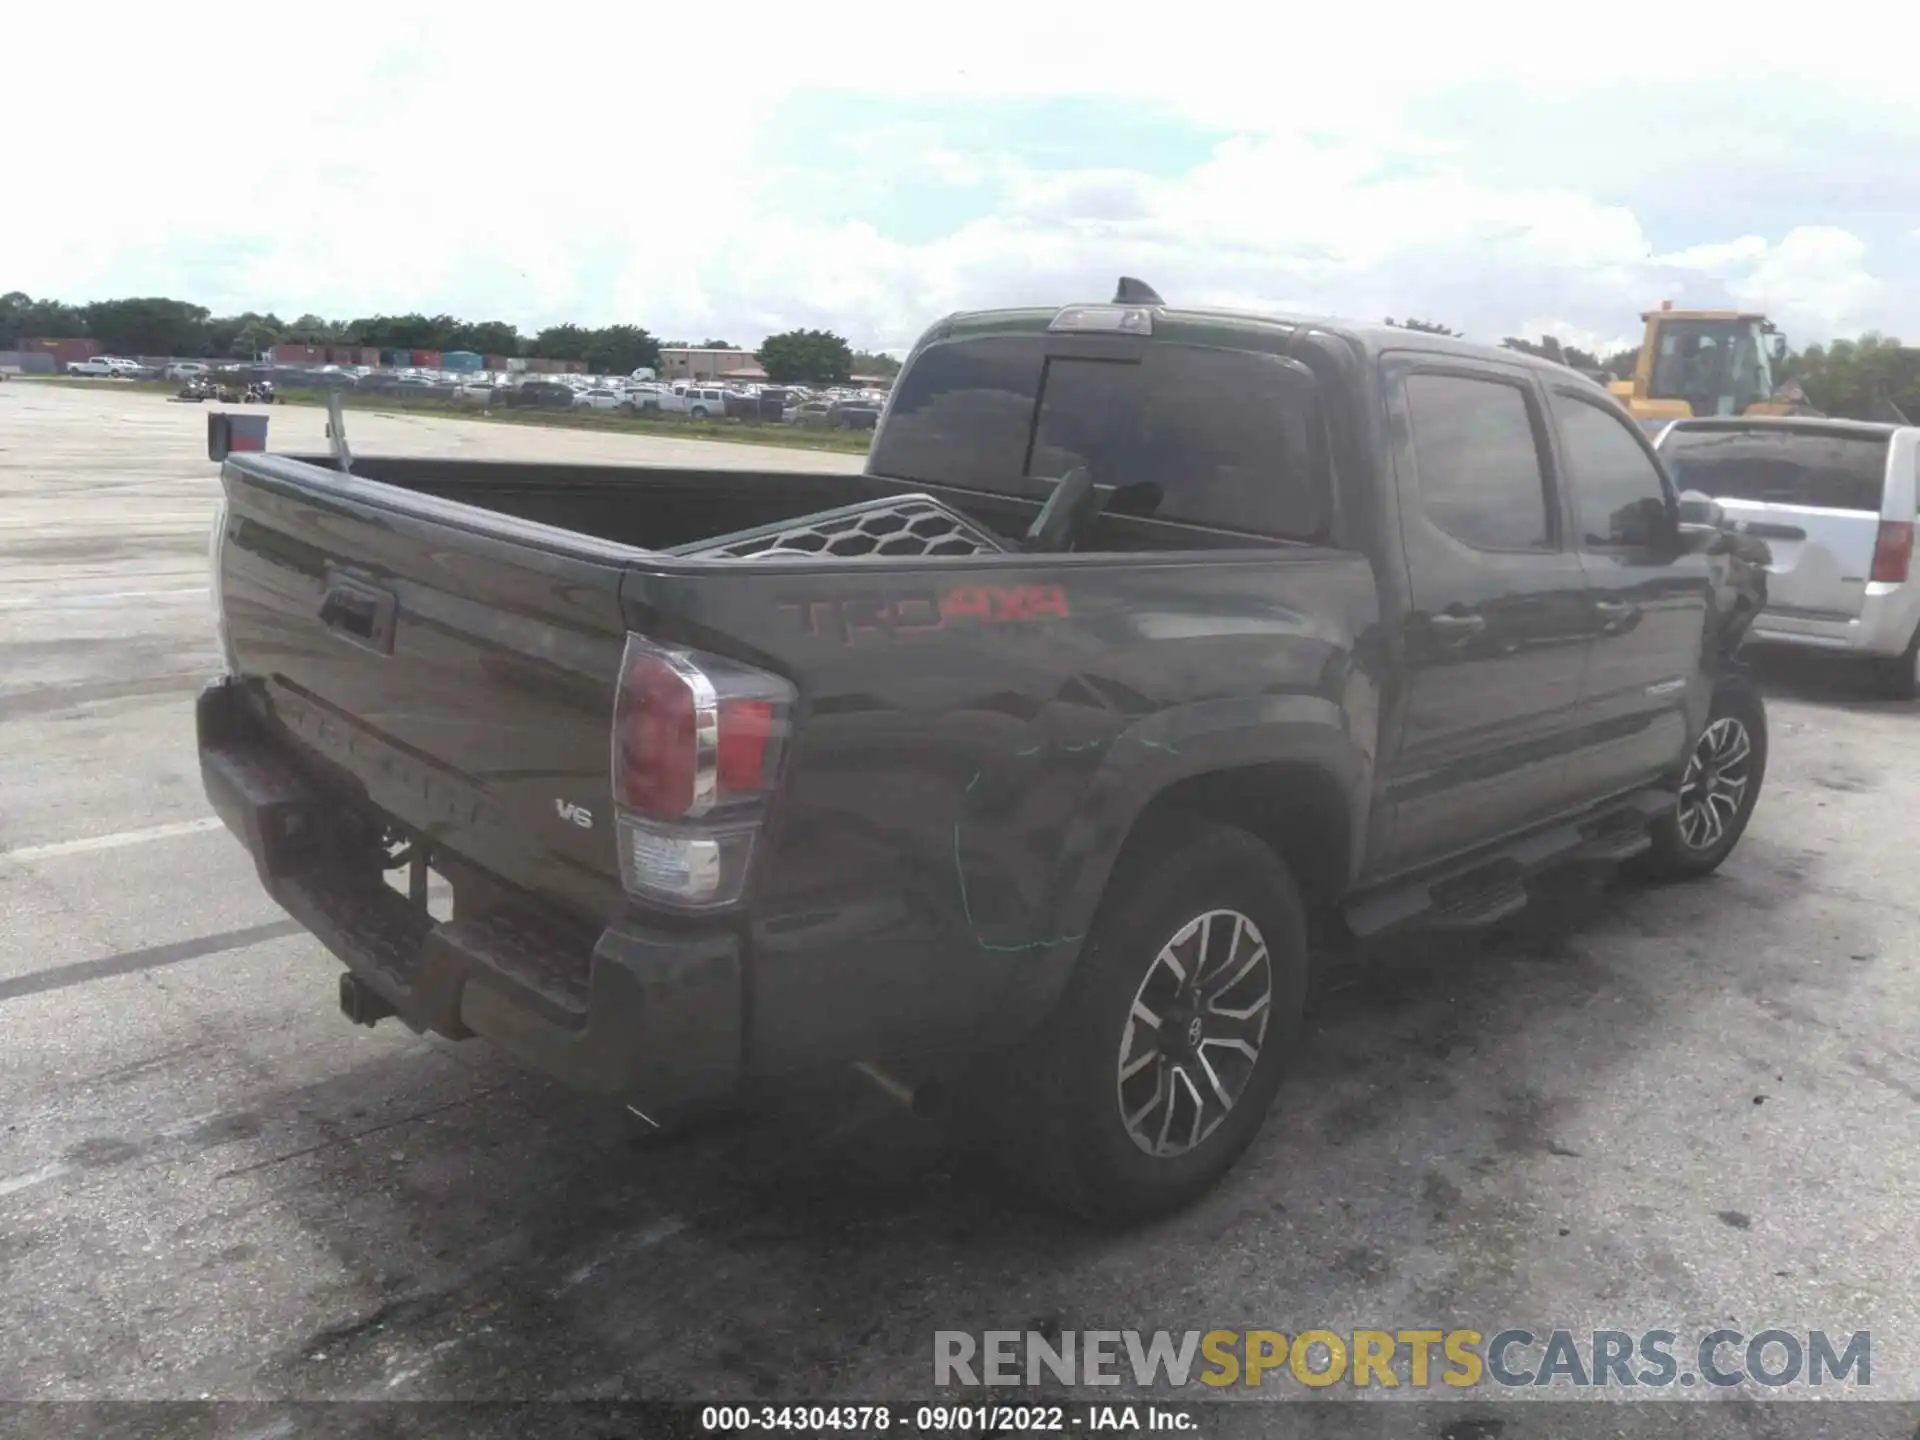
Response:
[[611, 634, 795, 910], [1872, 520, 1913, 584]]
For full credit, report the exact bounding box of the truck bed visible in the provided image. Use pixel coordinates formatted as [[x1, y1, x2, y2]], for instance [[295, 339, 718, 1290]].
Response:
[[210, 449, 1378, 1084]]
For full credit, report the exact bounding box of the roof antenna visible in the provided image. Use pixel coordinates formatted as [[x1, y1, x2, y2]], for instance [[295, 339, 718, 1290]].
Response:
[[1113, 276, 1164, 306]]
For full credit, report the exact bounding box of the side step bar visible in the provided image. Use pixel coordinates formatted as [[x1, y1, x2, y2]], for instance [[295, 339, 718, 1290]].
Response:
[[1343, 788, 1673, 939]]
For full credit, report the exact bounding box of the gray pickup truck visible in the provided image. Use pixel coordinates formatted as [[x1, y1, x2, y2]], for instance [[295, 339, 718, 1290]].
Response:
[[199, 281, 1767, 1221]]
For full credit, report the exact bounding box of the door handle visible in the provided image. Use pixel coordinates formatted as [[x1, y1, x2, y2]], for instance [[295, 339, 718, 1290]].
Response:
[[1429, 611, 1486, 645], [1594, 599, 1639, 633]]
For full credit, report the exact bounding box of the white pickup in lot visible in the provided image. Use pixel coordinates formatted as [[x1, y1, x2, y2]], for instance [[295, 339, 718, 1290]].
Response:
[[66, 357, 139, 377], [630, 382, 728, 418]]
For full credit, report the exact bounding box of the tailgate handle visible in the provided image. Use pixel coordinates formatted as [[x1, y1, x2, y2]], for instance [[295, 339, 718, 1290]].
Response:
[[1735, 520, 1807, 542], [319, 576, 397, 654]]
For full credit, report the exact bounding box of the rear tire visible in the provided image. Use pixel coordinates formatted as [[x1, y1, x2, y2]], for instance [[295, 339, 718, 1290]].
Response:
[[1868, 628, 1920, 700], [966, 817, 1308, 1224], [1632, 675, 1767, 882]]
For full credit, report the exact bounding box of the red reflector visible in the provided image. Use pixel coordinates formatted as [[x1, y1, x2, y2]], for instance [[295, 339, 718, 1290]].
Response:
[[717, 699, 773, 794], [616, 652, 696, 816], [1872, 520, 1913, 583]]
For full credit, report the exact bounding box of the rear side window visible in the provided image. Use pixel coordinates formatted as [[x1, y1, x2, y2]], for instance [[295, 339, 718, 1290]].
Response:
[[1403, 373, 1554, 551], [1549, 391, 1673, 549], [1661, 427, 1890, 512], [872, 337, 1330, 540]]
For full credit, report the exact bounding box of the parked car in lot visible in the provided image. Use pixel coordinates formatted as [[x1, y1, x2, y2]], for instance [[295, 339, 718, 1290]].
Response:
[[504, 380, 577, 410], [1658, 415, 1920, 696], [451, 381, 500, 404], [783, 398, 834, 427], [637, 383, 728, 418], [828, 401, 882, 431], [572, 387, 627, 410], [67, 357, 132, 377], [166, 362, 211, 381], [199, 280, 1769, 1223]]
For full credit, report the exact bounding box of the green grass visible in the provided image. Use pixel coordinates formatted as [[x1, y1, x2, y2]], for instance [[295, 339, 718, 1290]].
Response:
[[14, 376, 877, 456]]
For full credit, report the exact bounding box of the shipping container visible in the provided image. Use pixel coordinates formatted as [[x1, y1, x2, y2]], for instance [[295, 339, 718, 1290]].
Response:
[[441, 350, 483, 374], [23, 337, 102, 366], [410, 349, 442, 368]]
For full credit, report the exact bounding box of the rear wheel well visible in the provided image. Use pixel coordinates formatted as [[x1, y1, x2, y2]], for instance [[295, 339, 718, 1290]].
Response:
[[1115, 764, 1354, 913]]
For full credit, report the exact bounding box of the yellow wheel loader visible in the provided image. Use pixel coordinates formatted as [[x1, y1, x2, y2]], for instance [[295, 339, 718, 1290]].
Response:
[[1611, 301, 1821, 434]]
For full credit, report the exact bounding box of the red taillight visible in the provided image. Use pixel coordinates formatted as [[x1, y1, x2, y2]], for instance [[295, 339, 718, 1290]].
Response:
[[1872, 520, 1913, 583], [716, 699, 773, 793], [610, 635, 794, 910], [614, 648, 699, 816]]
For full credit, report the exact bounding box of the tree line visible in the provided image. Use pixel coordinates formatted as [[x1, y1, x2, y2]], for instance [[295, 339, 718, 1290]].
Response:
[[1385, 317, 1917, 423], [0, 290, 903, 385]]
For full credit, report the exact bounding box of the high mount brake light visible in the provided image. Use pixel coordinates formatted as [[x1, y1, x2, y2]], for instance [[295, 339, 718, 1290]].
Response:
[[1048, 305, 1154, 335], [611, 635, 794, 910]]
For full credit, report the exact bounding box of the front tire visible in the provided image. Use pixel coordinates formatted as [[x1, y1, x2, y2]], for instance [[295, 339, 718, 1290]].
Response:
[[970, 817, 1308, 1224], [1634, 676, 1767, 881]]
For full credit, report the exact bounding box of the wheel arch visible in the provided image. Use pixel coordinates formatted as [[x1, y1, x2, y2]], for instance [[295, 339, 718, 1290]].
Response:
[[999, 739, 1366, 1028]]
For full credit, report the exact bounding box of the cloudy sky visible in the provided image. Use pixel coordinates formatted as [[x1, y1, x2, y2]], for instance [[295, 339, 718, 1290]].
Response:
[[8, 3, 1917, 356]]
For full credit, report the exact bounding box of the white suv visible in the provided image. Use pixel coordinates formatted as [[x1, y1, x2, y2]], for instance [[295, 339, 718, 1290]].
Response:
[[1657, 416, 1920, 695]]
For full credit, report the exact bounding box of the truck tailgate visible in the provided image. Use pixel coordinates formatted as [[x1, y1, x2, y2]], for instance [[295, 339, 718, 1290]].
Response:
[[214, 454, 634, 922]]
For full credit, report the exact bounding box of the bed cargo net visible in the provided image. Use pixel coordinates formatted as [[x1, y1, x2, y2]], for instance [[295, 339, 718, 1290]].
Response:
[[669, 494, 1010, 560]]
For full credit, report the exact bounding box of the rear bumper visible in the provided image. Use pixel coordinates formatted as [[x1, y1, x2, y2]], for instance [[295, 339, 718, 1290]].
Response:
[[196, 676, 742, 1110], [1747, 585, 1920, 658]]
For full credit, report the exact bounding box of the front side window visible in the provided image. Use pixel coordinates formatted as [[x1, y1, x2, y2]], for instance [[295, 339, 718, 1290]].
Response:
[[1550, 391, 1673, 549], [1403, 373, 1554, 551]]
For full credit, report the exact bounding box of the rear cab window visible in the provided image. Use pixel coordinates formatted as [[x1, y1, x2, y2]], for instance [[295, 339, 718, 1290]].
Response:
[[870, 333, 1332, 542], [1660, 425, 1892, 513]]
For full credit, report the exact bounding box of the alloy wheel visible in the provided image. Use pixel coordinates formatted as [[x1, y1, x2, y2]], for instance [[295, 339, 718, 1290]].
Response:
[[1116, 909, 1274, 1158], [1677, 716, 1753, 851]]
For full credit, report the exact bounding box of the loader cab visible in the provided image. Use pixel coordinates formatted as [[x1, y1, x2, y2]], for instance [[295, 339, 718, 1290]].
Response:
[[1614, 307, 1779, 420]]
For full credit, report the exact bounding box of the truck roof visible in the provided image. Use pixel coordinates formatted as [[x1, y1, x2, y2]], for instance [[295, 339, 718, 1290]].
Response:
[[929, 299, 1600, 382]]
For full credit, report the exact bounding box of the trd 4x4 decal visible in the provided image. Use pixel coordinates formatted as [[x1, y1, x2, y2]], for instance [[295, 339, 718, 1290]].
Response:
[[778, 584, 1070, 644]]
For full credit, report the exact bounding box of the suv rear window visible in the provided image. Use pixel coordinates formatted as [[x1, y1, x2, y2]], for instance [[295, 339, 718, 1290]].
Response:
[[1661, 426, 1891, 512], [871, 336, 1330, 540]]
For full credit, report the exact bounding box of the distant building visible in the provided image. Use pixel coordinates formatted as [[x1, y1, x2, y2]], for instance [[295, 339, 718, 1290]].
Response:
[[661, 346, 752, 380]]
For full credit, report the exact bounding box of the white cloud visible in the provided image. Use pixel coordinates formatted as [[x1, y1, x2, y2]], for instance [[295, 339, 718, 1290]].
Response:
[[1724, 227, 1884, 335], [5, 2, 1914, 355]]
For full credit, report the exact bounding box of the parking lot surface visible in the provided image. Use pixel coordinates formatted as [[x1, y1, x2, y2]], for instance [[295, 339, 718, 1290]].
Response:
[[2, 382, 1917, 1422]]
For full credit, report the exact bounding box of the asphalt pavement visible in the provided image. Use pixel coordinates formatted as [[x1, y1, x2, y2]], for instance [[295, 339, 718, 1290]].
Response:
[[2, 381, 1916, 1431]]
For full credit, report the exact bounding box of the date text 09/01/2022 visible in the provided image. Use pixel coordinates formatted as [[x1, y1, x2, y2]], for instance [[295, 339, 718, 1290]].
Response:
[[699, 1404, 1191, 1432]]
